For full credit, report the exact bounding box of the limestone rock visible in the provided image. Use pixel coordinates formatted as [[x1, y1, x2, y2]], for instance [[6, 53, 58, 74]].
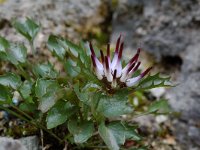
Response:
[[0, 137, 27, 150]]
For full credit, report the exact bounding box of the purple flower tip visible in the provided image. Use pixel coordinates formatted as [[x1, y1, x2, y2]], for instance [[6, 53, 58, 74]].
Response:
[[89, 35, 152, 89]]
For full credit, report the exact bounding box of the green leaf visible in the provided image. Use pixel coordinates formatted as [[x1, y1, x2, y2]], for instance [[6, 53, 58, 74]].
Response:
[[107, 122, 126, 145], [35, 79, 62, 112], [6, 43, 27, 65], [35, 79, 59, 98], [74, 83, 90, 105], [33, 63, 58, 78], [98, 122, 119, 150], [38, 89, 63, 113], [123, 124, 142, 141], [19, 102, 36, 112], [13, 18, 40, 41], [136, 73, 173, 91], [97, 91, 132, 117], [0, 36, 9, 52], [47, 35, 66, 59], [148, 99, 171, 114], [38, 92, 57, 113], [108, 122, 141, 145], [58, 38, 79, 58], [68, 119, 94, 143], [19, 80, 33, 99], [64, 58, 80, 77], [59, 39, 91, 68], [0, 85, 12, 103], [46, 101, 77, 129], [38, 85, 63, 112], [0, 73, 21, 89]]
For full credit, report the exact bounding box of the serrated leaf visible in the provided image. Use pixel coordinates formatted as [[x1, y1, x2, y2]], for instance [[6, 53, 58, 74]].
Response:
[[123, 124, 142, 141], [0, 85, 12, 104], [36, 79, 62, 113], [38, 92, 57, 113], [47, 35, 66, 59], [19, 80, 32, 100], [64, 58, 80, 77], [38, 89, 64, 113], [35, 79, 59, 98], [98, 122, 119, 150], [46, 101, 77, 129], [136, 73, 173, 91], [107, 122, 126, 145], [6, 43, 27, 65], [148, 99, 171, 114], [19, 102, 36, 112], [59, 39, 91, 69], [97, 91, 132, 118], [33, 63, 58, 78], [58, 39, 79, 58], [0, 36, 9, 52], [68, 119, 94, 143], [13, 18, 39, 41], [74, 83, 90, 105], [108, 122, 141, 145], [0, 73, 21, 89]]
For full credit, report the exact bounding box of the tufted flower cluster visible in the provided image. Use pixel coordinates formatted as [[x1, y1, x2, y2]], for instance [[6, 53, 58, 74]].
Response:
[[89, 35, 152, 89]]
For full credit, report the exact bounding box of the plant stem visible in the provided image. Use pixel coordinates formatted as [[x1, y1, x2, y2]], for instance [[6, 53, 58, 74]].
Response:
[[29, 40, 36, 54], [85, 146, 107, 149], [17, 65, 31, 81], [0, 106, 30, 122], [2, 105, 63, 143]]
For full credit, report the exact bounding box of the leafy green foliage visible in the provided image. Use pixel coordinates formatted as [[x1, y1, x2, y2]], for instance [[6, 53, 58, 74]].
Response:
[[35, 79, 63, 113], [98, 122, 119, 150], [68, 119, 94, 143], [97, 91, 132, 117], [13, 18, 40, 41], [148, 99, 171, 114], [108, 122, 141, 144], [99, 121, 141, 150], [0, 73, 22, 89], [19, 80, 33, 99], [136, 73, 173, 91], [0, 18, 173, 149], [6, 43, 27, 65], [0, 37, 27, 64], [46, 101, 77, 129], [0, 36, 9, 53], [47, 35, 66, 59], [64, 58, 80, 77], [0, 85, 12, 103], [33, 63, 58, 78]]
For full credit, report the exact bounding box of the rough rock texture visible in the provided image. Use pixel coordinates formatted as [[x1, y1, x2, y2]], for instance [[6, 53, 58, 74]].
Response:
[[0, 0, 110, 45], [0, 136, 40, 150], [0, 137, 27, 150], [19, 136, 39, 150], [111, 0, 200, 149], [111, 0, 200, 60]]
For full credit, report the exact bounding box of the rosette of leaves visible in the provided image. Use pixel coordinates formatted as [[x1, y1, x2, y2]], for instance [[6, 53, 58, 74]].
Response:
[[0, 18, 173, 150]]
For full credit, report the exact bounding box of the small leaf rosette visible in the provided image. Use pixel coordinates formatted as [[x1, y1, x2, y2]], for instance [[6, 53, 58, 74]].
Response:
[[90, 35, 152, 89]]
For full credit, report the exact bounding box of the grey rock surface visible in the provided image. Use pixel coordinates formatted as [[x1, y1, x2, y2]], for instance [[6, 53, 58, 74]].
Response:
[[0, 0, 109, 44], [111, 0, 199, 60], [0, 137, 27, 150], [111, 0, 200, 149], [172, 119, 200, 149], [167, 72, 200, 121], [19, 136, 40, 150]]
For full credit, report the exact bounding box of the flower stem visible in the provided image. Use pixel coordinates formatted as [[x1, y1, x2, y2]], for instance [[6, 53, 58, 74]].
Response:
[[1, 105, 63, 143]]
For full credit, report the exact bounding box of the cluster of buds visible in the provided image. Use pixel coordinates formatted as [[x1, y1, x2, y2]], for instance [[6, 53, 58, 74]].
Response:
[[89, 35, 152, 90]]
